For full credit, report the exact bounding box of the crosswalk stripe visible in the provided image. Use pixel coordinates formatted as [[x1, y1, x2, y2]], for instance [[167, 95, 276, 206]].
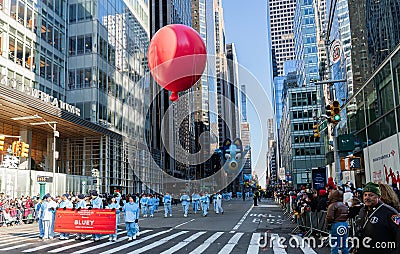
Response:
[[69, 230, 152, 254], [0, 242, 35, 251], [22, 239, 76, 252], [1, 232, 38, 239], [217, 232, 244, 254], [126, 231, 189, 254], [0, 235, 38, 247], [291, 234, 318, 254], [160, 231, 206, 254], [48, 230, 129, 253], [97, 229, 172, 254], [271, 234, 287, 254], [189, 232, 224, 254], [246, 233, 260, 254]]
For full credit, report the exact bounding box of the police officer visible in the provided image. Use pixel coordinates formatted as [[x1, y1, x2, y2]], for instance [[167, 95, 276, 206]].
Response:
[[58, 194, 73, 240], [215, 192, 224, 214], [74, 194, 86, 240], [90, 191, 103, 241], [163, 193, 172, 218], [122, 195, 139, 241], [200, 192, 210, 217], [355, 182, 400, 254], [180, 192, 191, 217], [106, 195, 120, 241]]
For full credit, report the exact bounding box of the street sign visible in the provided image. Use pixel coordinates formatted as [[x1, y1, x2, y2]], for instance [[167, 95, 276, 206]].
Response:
[[37, 176, 53, 183], [318, 120, 328, 133], [338, 134, 355, 151]]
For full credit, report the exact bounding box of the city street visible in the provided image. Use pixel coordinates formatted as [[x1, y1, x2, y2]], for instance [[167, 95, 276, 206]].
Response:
[[0, 199, 330, 253]]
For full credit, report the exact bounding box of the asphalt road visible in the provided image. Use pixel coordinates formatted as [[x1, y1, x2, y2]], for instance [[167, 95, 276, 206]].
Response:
[[0, 198, 331, 253]]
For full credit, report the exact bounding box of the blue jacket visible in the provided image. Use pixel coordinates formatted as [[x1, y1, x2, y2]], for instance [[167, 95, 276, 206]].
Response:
[[123, 202, 139, 222], [58, 200, 73, 208], [147, 198, 154, 206], [180, 195, 191, 205], [153, 197, 160, 205], [75, 200, 86, 209], [140, 197, 148, 206], [163, 195, 172, 205], [91, 197, 103, 208], [192, 194, 200, 202], [200, 195, 209, 204], [106, 202, 120, 213]]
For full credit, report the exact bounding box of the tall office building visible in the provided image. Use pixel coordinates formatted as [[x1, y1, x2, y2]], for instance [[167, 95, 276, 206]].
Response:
[[268, 0, 296, 76], [0, 0, 159, 196], [191, 0, 219, 179], [149, 0, 195, 190], [294, 0, 322, 86], [67, 0, 157, 193]]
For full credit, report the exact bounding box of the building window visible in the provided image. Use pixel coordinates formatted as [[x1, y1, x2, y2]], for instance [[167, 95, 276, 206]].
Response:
[[69, 4, 76, 22]]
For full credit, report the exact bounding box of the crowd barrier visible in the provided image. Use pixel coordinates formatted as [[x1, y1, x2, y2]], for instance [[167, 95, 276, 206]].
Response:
[[275, 195, 357, 243]]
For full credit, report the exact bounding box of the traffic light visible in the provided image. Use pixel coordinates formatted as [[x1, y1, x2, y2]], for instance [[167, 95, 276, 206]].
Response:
[[332, 100, 341, 123], [313, 124, 320, 138], [0, 135, 5, 151], [20, 142, 30, 158], [325, 103, 333, 123], [12, 141, 22, 156]]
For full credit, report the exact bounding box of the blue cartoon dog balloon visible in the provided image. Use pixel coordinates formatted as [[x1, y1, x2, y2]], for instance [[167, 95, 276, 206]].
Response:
[[214, 138, 250, 174]]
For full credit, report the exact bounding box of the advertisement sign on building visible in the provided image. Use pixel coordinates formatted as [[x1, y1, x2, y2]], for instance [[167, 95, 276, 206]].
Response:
[[330, 40, 342, 64], [364, 134, 400, 186], [312, 167, 327, 190]]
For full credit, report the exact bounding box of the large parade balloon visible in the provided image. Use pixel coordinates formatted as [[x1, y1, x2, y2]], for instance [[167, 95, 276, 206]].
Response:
[[148, 24, 207, 101]]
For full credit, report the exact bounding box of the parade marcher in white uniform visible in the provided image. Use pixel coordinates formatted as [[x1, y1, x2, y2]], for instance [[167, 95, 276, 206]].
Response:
[[180, 192, 191, 217], [74, 194, 87, 240], [200, 193, 210, 217], [163, 193, 172, 218], [58, 194, 73, 240], [215, 192, 224, 214], [192, 193, 200, 214], [106, 195, 120, 241], [140, 194, 149, 217], [90, 191, 103, 241], [122, 195, 139, 241], [40, 193, 57, 240]]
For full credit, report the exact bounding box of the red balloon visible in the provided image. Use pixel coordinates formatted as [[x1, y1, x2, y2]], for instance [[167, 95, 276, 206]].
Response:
[[148, 24, 207, 101]]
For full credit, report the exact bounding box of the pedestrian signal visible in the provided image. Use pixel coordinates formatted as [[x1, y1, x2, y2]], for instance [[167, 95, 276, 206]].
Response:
[[0, 135, 5, 151], [20, 142, 30, 158]]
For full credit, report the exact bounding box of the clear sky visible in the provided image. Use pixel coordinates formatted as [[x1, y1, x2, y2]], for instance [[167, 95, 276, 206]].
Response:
[[222, 0, 274, 187]]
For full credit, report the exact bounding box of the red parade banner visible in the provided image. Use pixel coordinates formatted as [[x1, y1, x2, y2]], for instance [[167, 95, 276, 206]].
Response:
[[54, 208, 116, 234]]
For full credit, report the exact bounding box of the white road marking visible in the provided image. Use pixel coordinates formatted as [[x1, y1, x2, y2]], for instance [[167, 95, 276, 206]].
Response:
[[189, 232, 224, 254], [126, 231, 189, 254], [217, 232, 244, 254], [232, 205, 253, 230], [246, 233, 261, 254], [160, 231, 206, 254]]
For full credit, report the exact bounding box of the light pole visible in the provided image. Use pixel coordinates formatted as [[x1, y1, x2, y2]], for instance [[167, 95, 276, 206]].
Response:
[[30, 121, 58, 195]]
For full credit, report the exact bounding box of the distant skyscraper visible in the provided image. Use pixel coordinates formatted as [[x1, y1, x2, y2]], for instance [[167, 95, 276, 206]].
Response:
[[268, 0, 296, 76], [294, 0, 321, 86], [240, 84, 248, 122]]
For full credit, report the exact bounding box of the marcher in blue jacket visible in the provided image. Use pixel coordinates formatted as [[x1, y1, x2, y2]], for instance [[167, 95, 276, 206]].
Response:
[[106, 195, 120, 241], [74, 194, 87, 240], [163, 193, 172, 218], [58, 194, 73, 240], [180, 192, 191, 217], [36, 198, 44, 239], [122, 195, 139, 241], [90, 191, 103, 241]]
